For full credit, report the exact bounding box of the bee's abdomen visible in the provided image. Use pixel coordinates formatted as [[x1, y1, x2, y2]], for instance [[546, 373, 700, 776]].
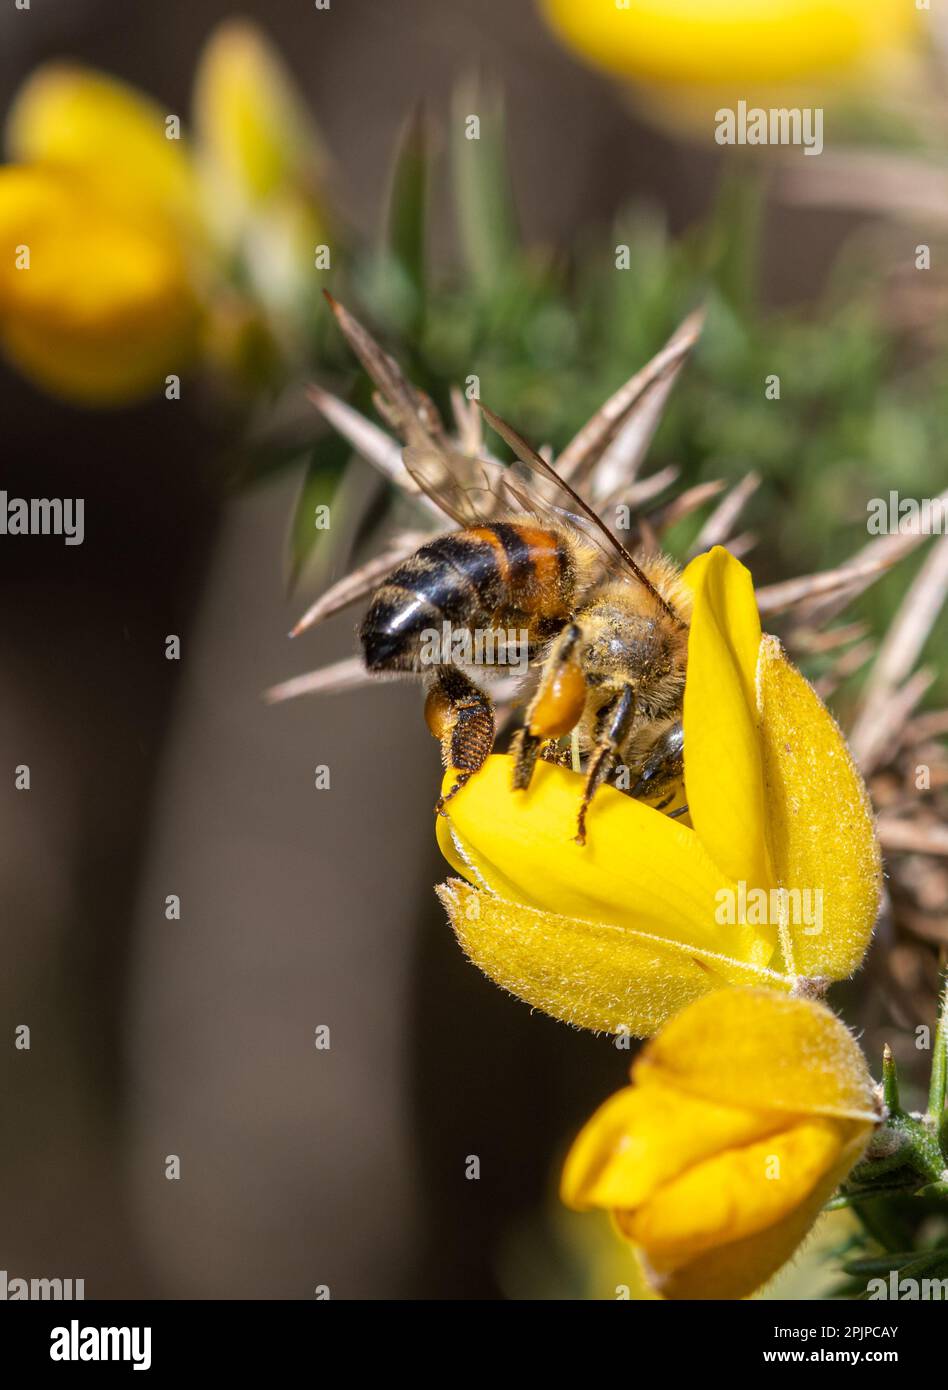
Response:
[[360, 533, 501, 671], [466, 522, 572, 620], [360, 523, 571, 672]]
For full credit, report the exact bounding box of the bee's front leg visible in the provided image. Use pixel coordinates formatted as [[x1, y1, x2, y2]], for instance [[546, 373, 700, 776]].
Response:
[[511, 622, 587, 791], [629, 719, 684, 808], [575, 683, 637, 846], [425, 666, 495, 813]]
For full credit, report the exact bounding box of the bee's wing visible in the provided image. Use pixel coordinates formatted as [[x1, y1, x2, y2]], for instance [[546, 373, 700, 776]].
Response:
[[403, 427, 684, 623], [404, 441, 632, 588], [403, 444, 530, 528], [502, 465, 615, 548], [480, 405, 685, 625], [404, 441, 604, 533]]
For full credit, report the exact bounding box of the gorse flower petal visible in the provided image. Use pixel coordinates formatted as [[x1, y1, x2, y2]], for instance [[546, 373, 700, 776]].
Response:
[[560, 1084, 789, 1211], [756, 634, 881, 981], [623, 1119, 854, 1298], [193, 20, 326, 227], [191, 21, 328, 345], [636, 986, 880, 1119], [437, 876, 786, 1038], [561, 989, 878, 1300], [437, 756, 777, 963], [681, 546, 770, 889], [6, 64, 202, 237]]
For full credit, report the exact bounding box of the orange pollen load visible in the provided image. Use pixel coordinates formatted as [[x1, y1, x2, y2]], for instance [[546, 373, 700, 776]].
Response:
[[424, 685, 455, 741], [529, 662, 587, 739]]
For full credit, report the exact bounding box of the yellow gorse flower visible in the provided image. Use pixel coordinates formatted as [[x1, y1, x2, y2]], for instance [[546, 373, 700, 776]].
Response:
[[0, 72, 202, 404], [0, 21, 323, 404], [560, 988, 879, 1300], [539, 0, 917, 88], [436, 546, 880, 1037], [538, 0, 920, 136]]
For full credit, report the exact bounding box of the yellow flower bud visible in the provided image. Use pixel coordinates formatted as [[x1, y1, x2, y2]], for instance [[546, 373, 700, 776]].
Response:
[[561, 989, 878, 1299]]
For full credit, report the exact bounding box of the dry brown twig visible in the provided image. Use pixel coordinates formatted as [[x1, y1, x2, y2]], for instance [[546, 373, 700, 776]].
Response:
[[849, 534, 948, 772]]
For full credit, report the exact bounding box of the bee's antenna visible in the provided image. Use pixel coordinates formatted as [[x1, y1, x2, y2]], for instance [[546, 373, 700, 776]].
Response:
[[480, 404, 684, 627]]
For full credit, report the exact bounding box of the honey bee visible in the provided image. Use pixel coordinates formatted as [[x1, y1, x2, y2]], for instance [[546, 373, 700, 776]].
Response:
[[359, 406, 692, 844]]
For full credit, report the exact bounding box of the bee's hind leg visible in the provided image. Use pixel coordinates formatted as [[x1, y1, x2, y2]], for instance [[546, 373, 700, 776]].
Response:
[[425, 666, 495, 814], [575, 683, 637, 846]]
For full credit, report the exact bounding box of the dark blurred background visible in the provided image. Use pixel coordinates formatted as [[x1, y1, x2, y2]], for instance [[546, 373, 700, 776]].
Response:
[[0, 0, 938, 1300]]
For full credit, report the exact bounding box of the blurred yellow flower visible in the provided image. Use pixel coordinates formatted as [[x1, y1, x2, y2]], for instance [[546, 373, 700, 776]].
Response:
[[193, 19, 326, 231], [0, 20, 324, 405], [539, 0, 921, 133], [541, 0, 917, 87], [0, 162, 199, 404], [561, 988, 879, 1300], [436, 546, 880, 1036], [192, 20, 328, 339], [0, 68, 203, 404]]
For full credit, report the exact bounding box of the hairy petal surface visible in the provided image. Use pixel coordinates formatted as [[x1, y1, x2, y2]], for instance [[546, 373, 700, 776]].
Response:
[[438, 878, 788, 1037], [756, 635, 881, 980]]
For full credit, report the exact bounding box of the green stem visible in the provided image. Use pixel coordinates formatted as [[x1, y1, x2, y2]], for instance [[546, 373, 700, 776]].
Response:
[[928, 973, 948, 1123]]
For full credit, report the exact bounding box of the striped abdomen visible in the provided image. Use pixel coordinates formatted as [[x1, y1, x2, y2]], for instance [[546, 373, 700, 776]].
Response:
[[360, 522, 574, 672]]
